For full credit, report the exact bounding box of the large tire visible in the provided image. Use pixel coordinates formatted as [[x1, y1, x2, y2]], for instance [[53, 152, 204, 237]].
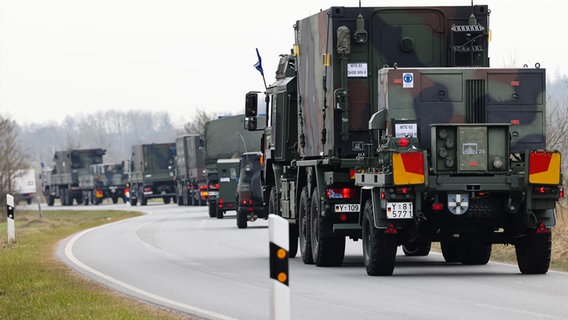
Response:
[[46, 194, 54, 206], [298, 187, 314, 264], [111, 195, 118, 204], [208, 202, 217, 218], [402, 242, 431, 256], [268, 186, 279, 215], [310, 189, 345, 267], [460, 241, 492, 265], [130, 195, 137, 206], [289, 223, 299, 258], [362, 199, 397, 276], [515, 231, 551, 274], [140, 186, 147, 205], [163, 196, 171, 204], [441, 241, 461, 263], [237, 209, 248, 229], [82, 191, 90, 206], [216, 208, 224, 219]]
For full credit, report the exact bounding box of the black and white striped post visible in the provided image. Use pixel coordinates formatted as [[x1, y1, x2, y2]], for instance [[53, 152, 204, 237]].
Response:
[[269, 214, 290, 320], [6, 194, 15, 243]]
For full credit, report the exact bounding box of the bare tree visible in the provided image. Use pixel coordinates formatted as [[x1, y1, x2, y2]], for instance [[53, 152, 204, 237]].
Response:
[[0, 116, 30, 208], [183, 108, 219, 134]]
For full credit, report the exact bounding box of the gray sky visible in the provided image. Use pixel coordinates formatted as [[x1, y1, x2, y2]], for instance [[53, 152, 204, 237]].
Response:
[[1, 1, 565, 126]]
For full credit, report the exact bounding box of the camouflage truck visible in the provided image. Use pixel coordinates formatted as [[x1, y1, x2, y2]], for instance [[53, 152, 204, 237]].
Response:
[[201, 115, 263, 218], [175, 134, 207, 206], [129, 143, 176, 206], [244, 4, 562, 272], [79, 161, 129, 205], [41, 148, 106, 206], [235, 151, 266, 229]]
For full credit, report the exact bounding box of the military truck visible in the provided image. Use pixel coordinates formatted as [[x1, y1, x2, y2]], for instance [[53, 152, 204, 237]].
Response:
[[175, 134, 207, 206], [212, 158, 240, 219], [41, 148, 106, 206], [201, 115, 263, 217], [79, 162, 129, 205], [129, 143, 176, 206], [245, 4, 562, 273], [235, 151, 266, 228]]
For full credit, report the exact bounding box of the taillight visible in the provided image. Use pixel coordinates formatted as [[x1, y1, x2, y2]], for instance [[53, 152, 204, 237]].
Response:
[[326, 188, 353, 199], [432, 203, 444, 211], [209, 183, 219, 190], [392, 151, 424, 185], [241, 199, 253, 206]]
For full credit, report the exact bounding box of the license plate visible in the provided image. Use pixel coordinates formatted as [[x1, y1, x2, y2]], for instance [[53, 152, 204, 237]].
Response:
[[386, 202, 413, 219], [335, 204, 360, 212]]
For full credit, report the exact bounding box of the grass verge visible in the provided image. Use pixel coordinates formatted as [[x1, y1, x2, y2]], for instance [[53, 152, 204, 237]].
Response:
[[0, 210, 193, 320]]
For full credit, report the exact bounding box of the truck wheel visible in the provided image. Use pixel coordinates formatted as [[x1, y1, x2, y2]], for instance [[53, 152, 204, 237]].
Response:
[[112, 195, 118, 204], [130, 196, 137, 206], [237, 209, 248, 229], [163, 196, 171, 204], [310, 189, 345, 267], [402, 242, 431, 256], [298, 187, 314, 264], [362, 199, 397, 276], [216, 209, 224, 219], [208, 202, 216, 218], [515, 231, 551, 274], [26, 198, 32, 205], [46, 195, 54, 206], [289, 223, 299, 258], [82, 192, 89, 206], [268, 186, 279, 215], [140, 186, 147, 205], [460, 241, 491, 265], [441, 241, 461, 263]]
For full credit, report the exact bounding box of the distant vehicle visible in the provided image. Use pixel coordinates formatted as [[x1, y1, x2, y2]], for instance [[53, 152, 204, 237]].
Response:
[[235, 151, 267, 229], [41, 148, 106, 206], [129, 143, 176, 206], [14, 168, 37, 205], [211, 158, 240, 219], [201, 115, 263, 218], [79, 162, 130, 205], [174, 134, 207, 206]]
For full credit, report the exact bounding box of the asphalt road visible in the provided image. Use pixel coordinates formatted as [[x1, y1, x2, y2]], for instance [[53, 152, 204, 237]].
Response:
[[52, 202, 568, 320]]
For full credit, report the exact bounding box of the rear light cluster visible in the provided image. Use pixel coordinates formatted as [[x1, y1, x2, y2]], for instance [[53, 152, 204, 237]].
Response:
[[533, 186, 564, 198], [218, 198, 234, 209], [209, 183, 219, 190], [241, 199, 253, 206], [326, 188, 354, 199], [380, 187, 414, 200]]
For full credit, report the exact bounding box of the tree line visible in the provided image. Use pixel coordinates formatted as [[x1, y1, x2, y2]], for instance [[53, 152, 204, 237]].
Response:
[[0, 108, 222, 208]]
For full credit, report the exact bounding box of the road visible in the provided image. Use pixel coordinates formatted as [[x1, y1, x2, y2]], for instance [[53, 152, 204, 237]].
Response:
[[52, 202, 568, 320]]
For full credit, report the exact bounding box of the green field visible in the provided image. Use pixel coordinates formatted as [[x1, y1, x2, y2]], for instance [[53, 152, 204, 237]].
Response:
[[0, 210, 193, 320]]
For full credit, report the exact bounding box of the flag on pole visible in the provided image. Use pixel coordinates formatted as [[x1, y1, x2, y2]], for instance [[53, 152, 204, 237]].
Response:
[[254, 48, 264, 76]]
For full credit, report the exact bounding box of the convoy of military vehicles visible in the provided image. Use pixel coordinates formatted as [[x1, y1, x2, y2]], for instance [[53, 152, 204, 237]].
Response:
[[28, 3, 564, 277]]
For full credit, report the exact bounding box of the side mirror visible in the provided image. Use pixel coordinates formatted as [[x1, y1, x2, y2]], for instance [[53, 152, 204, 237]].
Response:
[[245, 91, 259, 117]]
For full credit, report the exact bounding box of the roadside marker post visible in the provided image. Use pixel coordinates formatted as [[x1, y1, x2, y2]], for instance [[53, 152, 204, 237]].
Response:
[[269, 214, 290, 320], [7, 194, 15, 243]]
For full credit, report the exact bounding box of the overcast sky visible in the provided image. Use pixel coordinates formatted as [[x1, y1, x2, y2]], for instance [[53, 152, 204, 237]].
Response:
[[1, 1, 565, 126]]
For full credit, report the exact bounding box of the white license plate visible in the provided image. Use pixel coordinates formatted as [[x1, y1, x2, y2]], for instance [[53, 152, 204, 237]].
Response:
[[335, 204, 360, 212], [386, 202, 413, 219]]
